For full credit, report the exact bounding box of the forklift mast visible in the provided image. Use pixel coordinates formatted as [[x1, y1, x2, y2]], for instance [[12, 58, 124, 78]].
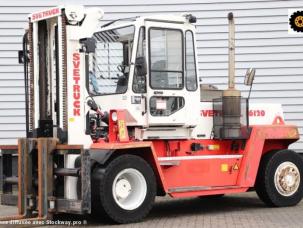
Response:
[[22, 6, 103, 145]]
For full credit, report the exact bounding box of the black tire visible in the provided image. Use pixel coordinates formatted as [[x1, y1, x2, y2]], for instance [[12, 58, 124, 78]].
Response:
[[255, 149, 303, 207], [289, 11, 303, 32], [91, 154, 156, 224]]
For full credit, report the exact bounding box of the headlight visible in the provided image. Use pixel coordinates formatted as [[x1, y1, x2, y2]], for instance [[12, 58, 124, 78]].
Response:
[[111, 112, 118, 122]]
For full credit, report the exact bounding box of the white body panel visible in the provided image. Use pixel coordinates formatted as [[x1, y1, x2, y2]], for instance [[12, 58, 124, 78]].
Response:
[[64, 7, 104, 200], [192, 102, 284, 139]]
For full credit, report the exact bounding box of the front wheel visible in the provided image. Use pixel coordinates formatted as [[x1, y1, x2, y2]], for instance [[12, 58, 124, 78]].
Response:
[[91, 154, 156, 224], [255, 149, 303, 207]]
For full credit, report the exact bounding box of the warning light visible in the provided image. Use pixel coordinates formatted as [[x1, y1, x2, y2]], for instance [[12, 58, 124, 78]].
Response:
[[208, 145, 220, 150]]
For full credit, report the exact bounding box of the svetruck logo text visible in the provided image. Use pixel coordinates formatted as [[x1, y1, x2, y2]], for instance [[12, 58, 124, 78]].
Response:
[[72, 53, 81, 116]]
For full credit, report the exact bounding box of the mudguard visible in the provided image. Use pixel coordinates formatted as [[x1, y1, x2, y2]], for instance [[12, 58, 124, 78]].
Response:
[[89, 149, 114, 165]]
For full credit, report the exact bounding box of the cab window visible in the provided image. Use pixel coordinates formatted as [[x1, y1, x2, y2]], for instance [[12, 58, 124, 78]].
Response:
[[149, 28, 183, 90], [185, 31, 197, 91], [133, 27, 147, 93], [89, 26, 135, 95]]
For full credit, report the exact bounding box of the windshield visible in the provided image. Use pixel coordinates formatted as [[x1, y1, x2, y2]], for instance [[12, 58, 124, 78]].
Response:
[[89, 26, 135, 95]]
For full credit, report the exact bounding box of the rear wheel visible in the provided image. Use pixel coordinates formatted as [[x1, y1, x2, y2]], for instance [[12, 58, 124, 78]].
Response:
[[91, 154, 156, 224], [255, 149, 303, 207]]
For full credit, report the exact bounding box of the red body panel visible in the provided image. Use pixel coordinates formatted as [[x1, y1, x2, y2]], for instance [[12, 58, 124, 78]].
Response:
[[91, 125, 299, 198], [237, 125, 299, 187], [108, 110, 129, 142]]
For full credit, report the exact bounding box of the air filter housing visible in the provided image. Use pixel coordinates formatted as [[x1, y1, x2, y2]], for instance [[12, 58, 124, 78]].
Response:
[[213, 97, 249, 139]]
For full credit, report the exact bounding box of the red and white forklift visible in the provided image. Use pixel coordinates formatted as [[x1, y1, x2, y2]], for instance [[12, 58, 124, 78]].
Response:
[[0, 5, 302, 224]]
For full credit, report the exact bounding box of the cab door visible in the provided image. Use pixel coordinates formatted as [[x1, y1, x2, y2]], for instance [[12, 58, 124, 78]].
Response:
[[145, 21, 187, 126]]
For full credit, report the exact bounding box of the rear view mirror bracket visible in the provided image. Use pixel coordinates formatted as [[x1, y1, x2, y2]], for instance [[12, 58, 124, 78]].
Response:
[[244, 68, 256, 100]]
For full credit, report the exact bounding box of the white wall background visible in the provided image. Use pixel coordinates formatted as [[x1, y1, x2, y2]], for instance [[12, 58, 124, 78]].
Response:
[[0, 0, 302, 152]]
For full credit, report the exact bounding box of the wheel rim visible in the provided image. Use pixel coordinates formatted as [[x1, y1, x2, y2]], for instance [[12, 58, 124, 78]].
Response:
[[274, 161, 300, 197], [112, 168, 147, 210], [295, 16, 303, 27]]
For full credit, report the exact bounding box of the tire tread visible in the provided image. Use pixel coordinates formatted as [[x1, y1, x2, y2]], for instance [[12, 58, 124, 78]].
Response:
[[92, 154, 156, 224], [256, 149, 303, 207]]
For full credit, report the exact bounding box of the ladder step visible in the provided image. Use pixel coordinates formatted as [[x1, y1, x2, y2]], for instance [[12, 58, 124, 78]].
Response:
[[3, 176, 18, 184], [54, 168, 80, 177], [159, 160, 180, 166]]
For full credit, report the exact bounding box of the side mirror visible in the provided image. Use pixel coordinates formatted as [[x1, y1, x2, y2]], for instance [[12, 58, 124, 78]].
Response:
[[244, 68, 255, 86], [18, 50, 29, 64], [79, 38, 96, 53], [135, 57, 147, 76], [18, 50, 24, 64]]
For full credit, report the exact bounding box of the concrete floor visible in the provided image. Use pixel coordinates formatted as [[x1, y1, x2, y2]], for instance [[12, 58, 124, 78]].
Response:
[[1, 192, 303, 227]]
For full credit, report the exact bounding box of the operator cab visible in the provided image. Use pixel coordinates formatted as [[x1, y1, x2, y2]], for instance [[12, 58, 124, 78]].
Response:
[[85, 14, 200, 140]]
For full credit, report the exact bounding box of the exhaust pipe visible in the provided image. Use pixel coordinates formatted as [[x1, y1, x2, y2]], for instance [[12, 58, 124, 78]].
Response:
[[228, 12, 236, 90], [222, 12, 241, 138], [224, 12, 240, 96]]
